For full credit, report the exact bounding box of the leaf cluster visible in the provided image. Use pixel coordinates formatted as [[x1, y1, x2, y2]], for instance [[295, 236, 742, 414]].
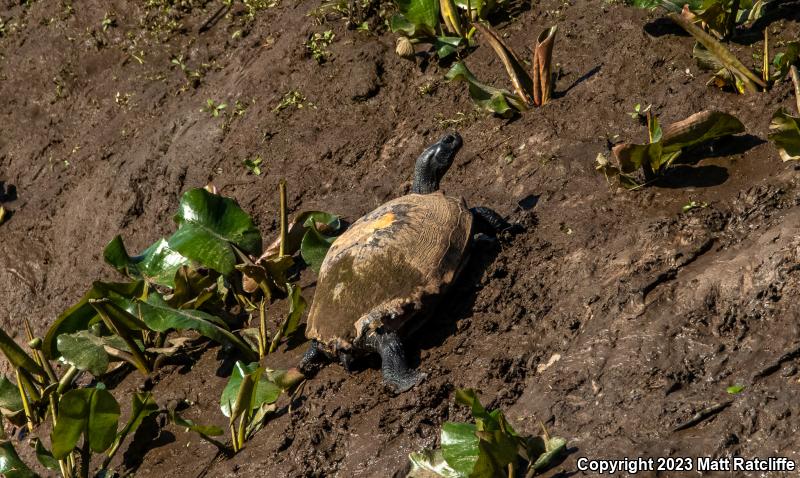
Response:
[[407, 389, 565, 477], [597, 110, 745, 189]]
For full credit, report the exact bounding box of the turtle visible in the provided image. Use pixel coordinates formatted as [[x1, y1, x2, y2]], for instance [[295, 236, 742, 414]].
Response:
[[299, 132, 514, 392]]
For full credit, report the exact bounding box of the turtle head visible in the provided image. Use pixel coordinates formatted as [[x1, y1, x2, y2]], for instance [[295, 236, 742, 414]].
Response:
[[412, 132, 463, 194]]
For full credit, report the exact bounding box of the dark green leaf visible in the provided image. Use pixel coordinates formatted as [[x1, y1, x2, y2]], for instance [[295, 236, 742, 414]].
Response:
[[52, 389, 92, 459], [43, 281, 145, 359], [529, 435, 567, 471], [445, 62, 526, 117], [170, 411, 224, 437], [136, 294, 257, 361], [220, 362, 282, 418], [390, 13, 417, 37], [0, 327, 45, 378], [393, 0, 439, 37], [34, 439, 59, 471], [168, 188, 262, 276], [299, 213, 342, 273], [661, 111, 745, 153], [768, 108, 800, 161], [0, 440, 38, 478], [57, 331, 130, 376], [433, 36, 462, 59], [88, 388, 120, 453], [440, 422, 479, 475], [104, 236, 190, 288], [0, 376, 23, 415]]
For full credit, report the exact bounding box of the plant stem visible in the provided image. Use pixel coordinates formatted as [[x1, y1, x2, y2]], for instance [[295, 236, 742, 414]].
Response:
[[791, 65, 800, 114], [258, 299, 267, 359], [279, 179, 287, 258], [79, 438, 90, 478], [230, 423, 238, 453], [236, 412, 248, 451], [57, 365, 80, 394], [763, 28, 769, 85], [15, 371, 35, 433]]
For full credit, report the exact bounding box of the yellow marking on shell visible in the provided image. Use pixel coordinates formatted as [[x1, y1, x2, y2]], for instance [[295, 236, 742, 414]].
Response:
[[365, 211, 396, 233]]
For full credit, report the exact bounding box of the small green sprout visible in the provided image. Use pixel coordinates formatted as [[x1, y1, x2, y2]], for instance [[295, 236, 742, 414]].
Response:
[[682, 200, 708, 213], [202, 99, 227, 117], [243, 157, 263, 176], [274, 91, 307, 112], [726, 384, 745, 394], [101, 12, 116, 31], [629, 103, 651, 120], [306, 30, 335, 63]]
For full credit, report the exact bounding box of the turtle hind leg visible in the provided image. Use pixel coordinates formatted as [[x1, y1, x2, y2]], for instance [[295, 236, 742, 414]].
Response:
[[366, 331, 426, 393], [299, 339, 328, 377]]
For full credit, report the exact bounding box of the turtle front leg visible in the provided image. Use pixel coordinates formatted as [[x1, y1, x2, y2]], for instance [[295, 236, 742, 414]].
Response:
[[470, 206, 525, 237], [299, 339, 328, 377], [365, 331, 426, 392]]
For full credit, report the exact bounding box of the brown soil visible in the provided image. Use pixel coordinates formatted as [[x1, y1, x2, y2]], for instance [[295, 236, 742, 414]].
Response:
[[2, 0, 800, 476]]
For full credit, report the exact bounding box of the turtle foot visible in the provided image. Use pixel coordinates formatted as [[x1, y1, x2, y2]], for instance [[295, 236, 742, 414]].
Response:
[[385, 369, 427, 393]]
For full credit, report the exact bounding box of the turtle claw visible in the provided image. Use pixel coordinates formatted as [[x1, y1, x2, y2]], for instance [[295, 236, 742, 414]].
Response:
[[385, 370, 427, 393]]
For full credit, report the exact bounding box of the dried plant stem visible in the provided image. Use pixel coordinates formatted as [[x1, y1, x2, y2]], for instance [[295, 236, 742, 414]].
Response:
[[279, 179, 287, 258], [791, 65, 800, 114]]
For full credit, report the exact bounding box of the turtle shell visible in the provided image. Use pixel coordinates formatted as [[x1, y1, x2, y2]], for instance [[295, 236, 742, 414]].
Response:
[[306, 192, 473, 352]]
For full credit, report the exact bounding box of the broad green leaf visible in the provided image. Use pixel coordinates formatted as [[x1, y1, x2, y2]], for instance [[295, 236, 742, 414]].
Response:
[[661, 111, 745, 153], [34, 439, 59, 471], [445, 62, 526, 117], [43, 281, 145, 359], [0, 440, 38, 478], [472, 429, 520, 477], [389, 13, 418, 37], [529, 435, 567, 471], [168, 188, 262, 276], [301, 228, 335, 273], [51, 388, 120, 458], [104, 236, 190, 288], [57, 331, 130, 376], [300, 212, 342, 273], [408, 449, 461, 478], [768, 109, 800, 161], [220, 362, 282, 418], [52, 389, 92, 459], [135, 293, 257, 361], [0, 327, 44, 378], [393, 0, 439, 37], [433, 36, 462, 59], [0, 376, 23, 415], [440, 422, 479, 475]]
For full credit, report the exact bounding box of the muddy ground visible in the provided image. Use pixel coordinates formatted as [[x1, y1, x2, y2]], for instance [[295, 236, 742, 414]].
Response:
[[2, 0, 800, 476]]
